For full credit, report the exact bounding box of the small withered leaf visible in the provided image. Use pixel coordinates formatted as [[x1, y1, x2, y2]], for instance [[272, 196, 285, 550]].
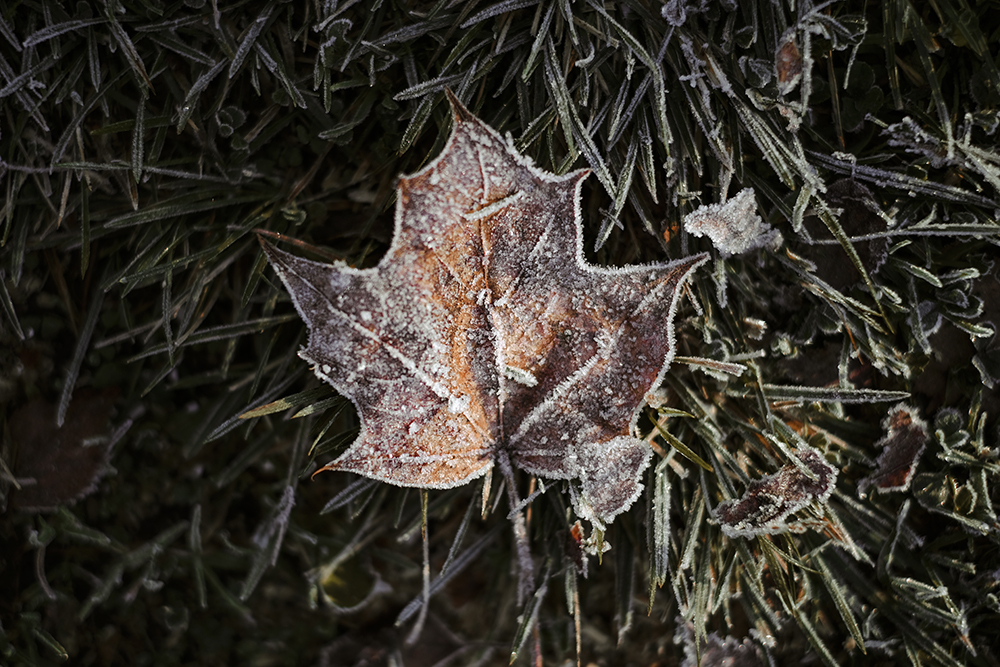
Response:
[[10, 388, 117, 513], [262, 91, 707, 525], [682, 188, 780, 257], [716, 447, 837, 538], [775, 36, 803, 94], [859, 405, 928, 495]]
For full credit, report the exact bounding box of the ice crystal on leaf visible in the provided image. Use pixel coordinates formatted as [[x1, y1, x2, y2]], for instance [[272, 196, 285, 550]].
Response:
[[262, 92, 707, 526]]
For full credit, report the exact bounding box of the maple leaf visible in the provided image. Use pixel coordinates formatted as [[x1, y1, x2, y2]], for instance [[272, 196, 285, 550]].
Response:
[[261, 92, 707, 525]]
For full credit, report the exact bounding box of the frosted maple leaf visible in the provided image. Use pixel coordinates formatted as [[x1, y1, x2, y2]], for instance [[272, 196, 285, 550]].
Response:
[[262, 91, 706, 526]]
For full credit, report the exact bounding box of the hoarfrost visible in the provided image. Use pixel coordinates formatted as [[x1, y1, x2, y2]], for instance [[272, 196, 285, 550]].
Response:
[[250, 485, 296, 572], [661, 0, 710, 27], [503, 365, 538, 387], [676, 622, 766, 667], [448, 394, 471, 414]]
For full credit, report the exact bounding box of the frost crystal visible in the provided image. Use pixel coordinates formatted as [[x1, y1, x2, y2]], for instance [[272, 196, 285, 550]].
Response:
[[661, 0, 710, 27], [683, 188, 781, 257]]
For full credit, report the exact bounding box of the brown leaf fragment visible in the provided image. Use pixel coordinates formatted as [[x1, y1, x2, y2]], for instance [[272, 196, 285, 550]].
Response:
[[262, 91, 707, 526], [859, 405, 928, 495], [776, 36, 803, 94], [9, 388, 117, 512], [716, 448, 837, 538], [565, 521, 588, 577]]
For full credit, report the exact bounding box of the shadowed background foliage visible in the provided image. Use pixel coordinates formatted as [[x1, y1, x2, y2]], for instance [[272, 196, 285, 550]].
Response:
[[2, 0, 1000, 665]]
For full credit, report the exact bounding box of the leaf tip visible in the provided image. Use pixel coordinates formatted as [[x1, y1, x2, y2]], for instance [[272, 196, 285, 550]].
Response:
[[443, 87, 475, 124]]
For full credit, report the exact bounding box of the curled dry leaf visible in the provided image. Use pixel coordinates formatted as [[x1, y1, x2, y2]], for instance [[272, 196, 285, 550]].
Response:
[[262, 91, 706, 525], [716, 447, 837, 538], [682, 188, 780, 257]]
